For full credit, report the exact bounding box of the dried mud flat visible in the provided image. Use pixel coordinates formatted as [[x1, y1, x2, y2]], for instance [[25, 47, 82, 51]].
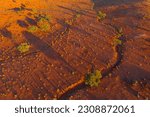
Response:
[[0, 0, 150, 100]]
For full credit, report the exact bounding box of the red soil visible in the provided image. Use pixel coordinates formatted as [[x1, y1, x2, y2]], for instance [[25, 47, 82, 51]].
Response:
[[0, 0, 149, 99]]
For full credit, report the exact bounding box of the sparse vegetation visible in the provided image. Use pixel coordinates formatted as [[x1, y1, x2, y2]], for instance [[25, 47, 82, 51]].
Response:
[[113, 27, 123, 46], [97, 11, 106, 20], [39, 23, 51, 32], [1, 0, 149, 100], [117, 27, 123, 37], [27, 26, 38, 32], [76, 13, 81, 18], [37, 15, 51, 32], [65, 13, 81, 26], [65, 19, 74, 25], [37, 14, 51, 22], [26, 14, 52, 33], [17, 43, 31, 53], [113, 38, 122, 46], [85, 70, 102, 87]]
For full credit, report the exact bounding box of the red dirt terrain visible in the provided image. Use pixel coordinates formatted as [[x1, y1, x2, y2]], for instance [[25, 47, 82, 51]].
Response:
[[0, 0, 150, 100]]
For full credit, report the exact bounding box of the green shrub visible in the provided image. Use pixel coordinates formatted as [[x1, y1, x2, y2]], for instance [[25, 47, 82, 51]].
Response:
[[97, 11, 106, 20], [17, 43, 30, 53], [76, 13, 81, 18], [37, 19, 51, 32], [65, 19, 74, 25], [36, 14, 51, 32], [65, 13, 81, 26], [38, 14, 51, 22], [85, 70, 102, 87], [114, 38, 122, 46], [27, 26, 38, 32], [39, 23, 50, 32], [113, 31, 123, 46]]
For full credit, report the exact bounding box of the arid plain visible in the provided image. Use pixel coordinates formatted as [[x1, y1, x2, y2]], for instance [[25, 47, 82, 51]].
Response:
[[0, 0, 150, 99]]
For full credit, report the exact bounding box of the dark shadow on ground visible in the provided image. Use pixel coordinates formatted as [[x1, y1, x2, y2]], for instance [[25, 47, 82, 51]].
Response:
[[119, 63, 150, 83], [118, 63, 150, 99], [58, 5, 83, 14], [92, 0, 142, 9], [22, 31, 64, 60], [8, 4, 32, 12], [17, 20, 29, 28], [25, 17, 37, 26], [22, 31, 75, 72], [56, 19, 91, 36], [0, 28, 12, 38], [109, 6, 142, 18], [57, 5, 95, 17], [0, 28, 17, 45]]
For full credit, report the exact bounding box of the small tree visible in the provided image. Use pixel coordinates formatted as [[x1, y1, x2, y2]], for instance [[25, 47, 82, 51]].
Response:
[[17, 43, 30, 53], [85, 70, 102, 87]]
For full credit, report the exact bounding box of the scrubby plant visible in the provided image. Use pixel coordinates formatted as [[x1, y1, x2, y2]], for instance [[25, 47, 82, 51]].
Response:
[[37, 14, 51, 22], [97, 11, 106, 20], [114, 38, 122, 46], [27, 14, 51, 33], [27, 26, 38, 32], [65, 19, 73, 25], [65, 13, 81, 26], [116, 27, 123, 37], [39, 23, 51, 32], [113, 28, 123, 46], [37, 18, 51, 32], [17, 43, 30, 53], [76, 13, 81, 18], [85, 70, 102, 87]]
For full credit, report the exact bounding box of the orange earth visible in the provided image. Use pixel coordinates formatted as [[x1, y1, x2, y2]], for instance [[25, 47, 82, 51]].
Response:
[[0, 0, 150, 99]]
